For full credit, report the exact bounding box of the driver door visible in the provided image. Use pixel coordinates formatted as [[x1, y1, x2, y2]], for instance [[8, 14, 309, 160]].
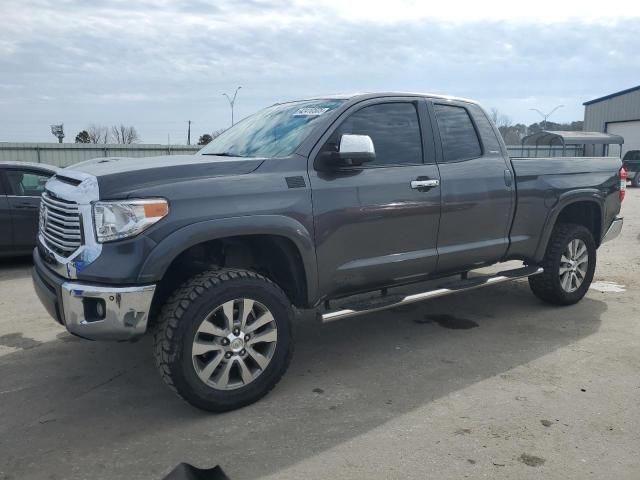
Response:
[[308, 98, 442, 298]]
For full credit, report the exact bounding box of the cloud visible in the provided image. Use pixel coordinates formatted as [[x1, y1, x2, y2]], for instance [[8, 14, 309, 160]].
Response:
[[0, 0, 638, 142]]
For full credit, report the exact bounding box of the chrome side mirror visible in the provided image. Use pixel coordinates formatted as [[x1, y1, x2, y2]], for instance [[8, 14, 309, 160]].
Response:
[[337, 134, 376, 165]]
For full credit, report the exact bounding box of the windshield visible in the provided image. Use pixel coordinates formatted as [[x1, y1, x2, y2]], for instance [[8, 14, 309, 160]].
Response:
[[198, 99, 345, 158]]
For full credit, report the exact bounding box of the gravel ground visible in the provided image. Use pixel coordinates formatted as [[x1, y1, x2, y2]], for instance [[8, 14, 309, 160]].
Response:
[[0, 190, 638, 480]]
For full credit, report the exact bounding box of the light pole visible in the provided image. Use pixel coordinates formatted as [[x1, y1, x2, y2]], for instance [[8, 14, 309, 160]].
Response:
[[223, 86, 242, 126], [529, 105, 564, 130]]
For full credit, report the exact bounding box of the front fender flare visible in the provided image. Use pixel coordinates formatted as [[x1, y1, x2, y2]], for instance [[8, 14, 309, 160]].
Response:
[[137, 215, 318, 304]]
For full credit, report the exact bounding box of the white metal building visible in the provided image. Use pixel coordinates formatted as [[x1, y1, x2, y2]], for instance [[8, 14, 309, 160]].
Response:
[[584, 85, 640, 158]]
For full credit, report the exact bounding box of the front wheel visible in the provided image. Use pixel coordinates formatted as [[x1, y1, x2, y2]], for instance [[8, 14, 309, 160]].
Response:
[[631, 172, 640, 188], [154, 268, 293, 412], [529, 223, 596, 305]]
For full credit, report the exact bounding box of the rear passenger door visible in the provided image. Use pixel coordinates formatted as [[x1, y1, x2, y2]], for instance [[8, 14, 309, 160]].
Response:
[[5, 168, 52, 250], [0, 171, 13, 254], [430, 101, 515, 273]]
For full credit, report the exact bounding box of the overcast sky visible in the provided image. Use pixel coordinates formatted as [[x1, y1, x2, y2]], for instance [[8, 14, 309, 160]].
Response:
[[1, 0, 639, 144]]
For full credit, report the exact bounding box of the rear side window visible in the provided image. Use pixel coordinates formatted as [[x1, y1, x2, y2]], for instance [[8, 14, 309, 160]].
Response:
[[434, 104, 482, 162], [334, 102, 423, 166], [467, 104, 502, 153]]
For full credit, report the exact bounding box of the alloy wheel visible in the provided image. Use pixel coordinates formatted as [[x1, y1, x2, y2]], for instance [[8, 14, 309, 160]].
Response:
[[559, 238, 589, 293], [191, 298, 278, 390]]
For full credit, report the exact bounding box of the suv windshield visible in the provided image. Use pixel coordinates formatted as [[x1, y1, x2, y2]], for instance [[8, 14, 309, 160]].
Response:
[[198, 99, 345, 158]]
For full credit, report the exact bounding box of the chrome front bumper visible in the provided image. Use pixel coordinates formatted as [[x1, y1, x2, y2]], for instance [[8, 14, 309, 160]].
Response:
[[33, 250, 156, 341], [60, 282, 156, 341], [601, 216, 623, 244]]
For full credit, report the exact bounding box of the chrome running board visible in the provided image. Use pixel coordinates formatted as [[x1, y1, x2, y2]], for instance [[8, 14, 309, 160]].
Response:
[[321, 265, 543, 323]]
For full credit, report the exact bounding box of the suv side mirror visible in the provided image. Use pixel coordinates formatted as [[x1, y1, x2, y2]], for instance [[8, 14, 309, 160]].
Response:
[[317, 134, 376, 170]]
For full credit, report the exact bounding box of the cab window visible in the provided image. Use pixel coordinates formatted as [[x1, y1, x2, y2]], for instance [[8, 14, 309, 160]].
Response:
[[328, 102, 423, 166], [434, 104, 482, 162]]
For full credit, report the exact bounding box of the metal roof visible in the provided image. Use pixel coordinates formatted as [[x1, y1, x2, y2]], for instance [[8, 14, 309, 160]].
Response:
[[522, 130, 624, 146], [583, 85, 640, 106]]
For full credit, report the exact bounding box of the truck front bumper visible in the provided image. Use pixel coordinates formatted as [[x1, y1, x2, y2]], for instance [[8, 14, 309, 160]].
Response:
[[32, 249, 156, 341], [601, 216, 623, 244]]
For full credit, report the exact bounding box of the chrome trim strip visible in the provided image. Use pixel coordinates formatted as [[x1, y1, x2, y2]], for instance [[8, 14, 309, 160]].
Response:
[[42, 231, 78, 250], [60, 282, 156, 341], [45, 209, 80, 226], [44, 222, 81, 238], [42, 193, 79, 209], [601, 217, 623, 243]]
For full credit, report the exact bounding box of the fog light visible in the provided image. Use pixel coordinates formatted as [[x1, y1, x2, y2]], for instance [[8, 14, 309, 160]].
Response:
[[83, 298, 107, 322], [96, 301, 105, 318]]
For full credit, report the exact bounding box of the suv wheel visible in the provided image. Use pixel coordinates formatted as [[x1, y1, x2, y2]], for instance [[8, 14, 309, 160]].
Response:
[[529, 223, 596, 306], [154, 268, 293, 412]]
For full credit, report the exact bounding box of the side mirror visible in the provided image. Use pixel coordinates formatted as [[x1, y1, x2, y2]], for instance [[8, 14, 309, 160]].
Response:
[[337, 134, 375, 165], [317, 134, 376, 170]]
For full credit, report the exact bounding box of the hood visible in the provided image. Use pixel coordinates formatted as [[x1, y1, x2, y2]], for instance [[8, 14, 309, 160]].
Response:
[[64, 154, 265, 198]]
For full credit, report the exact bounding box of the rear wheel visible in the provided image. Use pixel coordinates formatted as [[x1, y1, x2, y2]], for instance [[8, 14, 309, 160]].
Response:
[[529, 223, 596, 305], [154, 268, 293, 412], [631, 172, 640, 188]]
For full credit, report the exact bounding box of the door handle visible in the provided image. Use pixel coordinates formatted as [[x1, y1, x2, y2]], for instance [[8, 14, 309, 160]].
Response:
[[14, 203, 39, 210], [411, 179, 440, 190], [504, 169, 513, 187]]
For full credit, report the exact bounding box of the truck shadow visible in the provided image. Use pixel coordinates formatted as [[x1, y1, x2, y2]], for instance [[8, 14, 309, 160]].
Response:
[[0, 281, 605, 479]]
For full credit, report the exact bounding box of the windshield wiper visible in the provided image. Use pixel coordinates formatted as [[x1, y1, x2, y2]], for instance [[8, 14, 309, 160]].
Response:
[[202, 152, 247, 157]]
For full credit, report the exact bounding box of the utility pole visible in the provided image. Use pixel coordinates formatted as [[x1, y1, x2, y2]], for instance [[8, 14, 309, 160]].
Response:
[[187, 120, 191, 145], [529, 105, 564, 130], [223, 86, 242, 126]]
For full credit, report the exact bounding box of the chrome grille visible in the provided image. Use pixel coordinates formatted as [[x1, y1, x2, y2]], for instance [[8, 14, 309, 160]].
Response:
[[40, 191, 82, 256]]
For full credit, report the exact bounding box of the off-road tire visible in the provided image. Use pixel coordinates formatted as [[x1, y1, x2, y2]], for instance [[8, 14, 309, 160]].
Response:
[[154, 268, 294, 412], [529, 223, 596, 306]]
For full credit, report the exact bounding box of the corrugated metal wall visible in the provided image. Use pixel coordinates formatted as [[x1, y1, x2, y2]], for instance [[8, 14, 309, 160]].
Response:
[[0, 143, 200, 167], [584, 89, 640, 155], [0, 143, 591, 167]]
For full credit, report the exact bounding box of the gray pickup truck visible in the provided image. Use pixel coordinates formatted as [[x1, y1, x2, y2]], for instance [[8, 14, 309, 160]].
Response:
[[32, 92, 624, 411]]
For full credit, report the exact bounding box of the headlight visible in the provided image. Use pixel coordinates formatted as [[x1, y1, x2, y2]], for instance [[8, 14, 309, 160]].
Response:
[[93, 199, 169, 243]]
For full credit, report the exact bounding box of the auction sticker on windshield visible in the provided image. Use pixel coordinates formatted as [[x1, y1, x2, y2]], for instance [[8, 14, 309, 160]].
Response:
[[293, 107, 330, 116]]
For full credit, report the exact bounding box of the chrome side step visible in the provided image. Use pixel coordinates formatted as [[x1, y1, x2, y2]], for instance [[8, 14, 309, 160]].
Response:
[[321, 265, 543, 323]]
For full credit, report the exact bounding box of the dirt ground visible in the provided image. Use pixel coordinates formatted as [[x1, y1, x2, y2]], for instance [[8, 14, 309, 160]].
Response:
[[0, 190, 638, 480]]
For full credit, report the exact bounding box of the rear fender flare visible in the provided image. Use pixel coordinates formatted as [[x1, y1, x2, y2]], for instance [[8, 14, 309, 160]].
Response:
[[534, 190, 603, 262]]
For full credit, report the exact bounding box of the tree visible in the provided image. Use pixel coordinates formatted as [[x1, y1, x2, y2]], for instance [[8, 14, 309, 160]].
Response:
[[110, 124, 140, 144], [490, 107, 512, 129], [198, 129, 225, 145], [87, 124, 110, 144], [198, 134, 213, 145], [75, 130, 90, 143]]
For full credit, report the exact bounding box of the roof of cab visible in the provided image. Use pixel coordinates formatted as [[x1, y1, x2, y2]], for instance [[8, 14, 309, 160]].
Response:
[[277, 92, 480, 105]]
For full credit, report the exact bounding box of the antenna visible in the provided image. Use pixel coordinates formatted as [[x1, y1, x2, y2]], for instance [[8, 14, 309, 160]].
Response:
[[50, 123, 65, 143]]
